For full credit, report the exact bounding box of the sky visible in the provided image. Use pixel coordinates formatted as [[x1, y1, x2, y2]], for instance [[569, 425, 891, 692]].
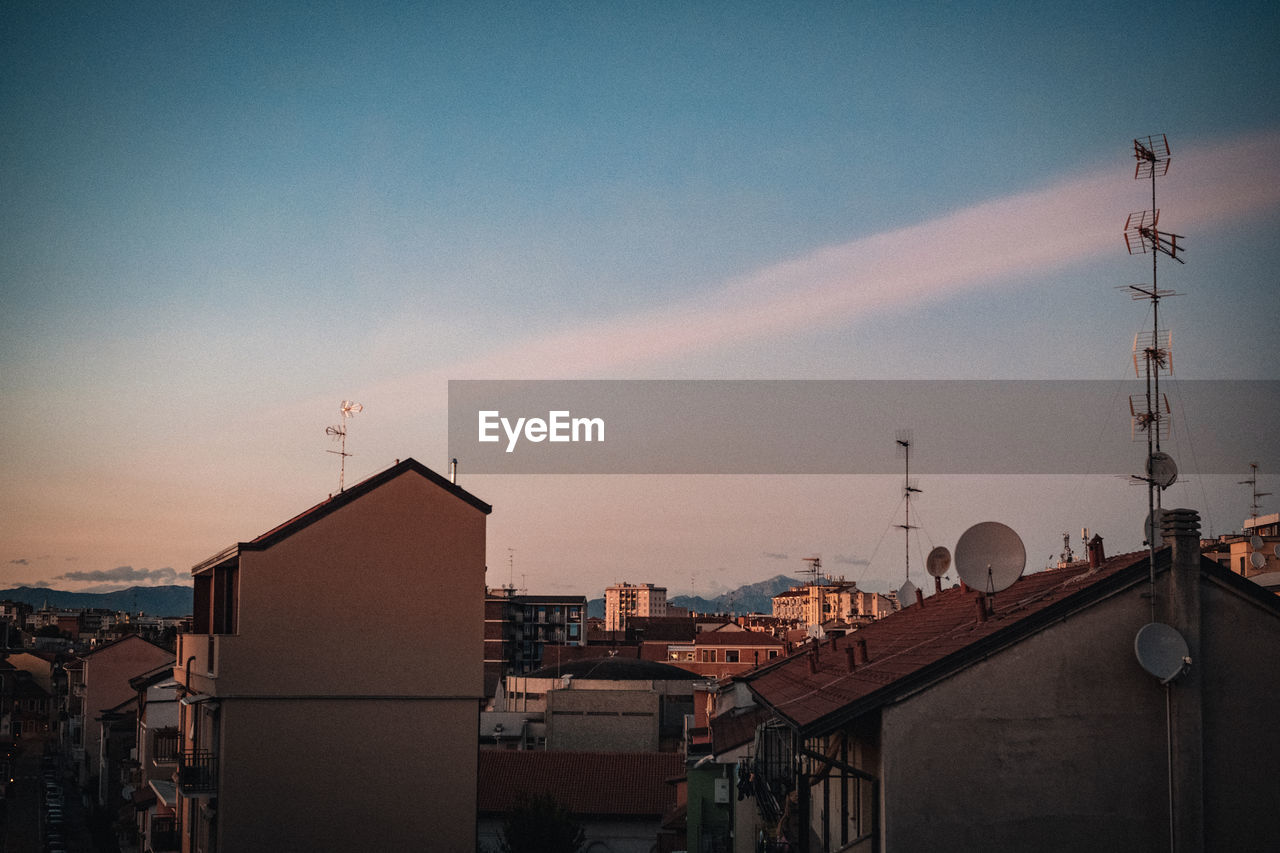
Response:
[[3, 1, 1279, 598]]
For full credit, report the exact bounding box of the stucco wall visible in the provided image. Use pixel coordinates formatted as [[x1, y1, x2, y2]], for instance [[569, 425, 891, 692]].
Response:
[[1200, 577, 1280, 849], [879, 584, 1167, 852], [218, 697, 478, 852], [218, 470, 487, 697]]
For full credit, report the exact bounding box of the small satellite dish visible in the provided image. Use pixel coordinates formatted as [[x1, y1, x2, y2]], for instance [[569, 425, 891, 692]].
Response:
[[954, 522, 1026, 594], [1250, 552, 1266, 570], [1250, 535, 1264, 550], [1134, 622, 1191, 683], [1143, 508, 1166, 545], [926, 546, 952, 578], [1146, 452, 1178, 488], [898, 579, 918, 608], [1274, 544, 1280, 558]]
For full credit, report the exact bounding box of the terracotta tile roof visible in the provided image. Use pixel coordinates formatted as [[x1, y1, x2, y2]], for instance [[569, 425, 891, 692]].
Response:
[[477, 751, 683, 818], [712, 706, 771, 755], [745, 549, 1157, 736]]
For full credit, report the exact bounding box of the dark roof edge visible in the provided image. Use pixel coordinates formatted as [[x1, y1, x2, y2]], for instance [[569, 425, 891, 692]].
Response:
[[193, 458, 491, 572]]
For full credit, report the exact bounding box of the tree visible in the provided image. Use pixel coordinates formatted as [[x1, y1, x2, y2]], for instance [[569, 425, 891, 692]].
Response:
[[496, 794, 585, 853]]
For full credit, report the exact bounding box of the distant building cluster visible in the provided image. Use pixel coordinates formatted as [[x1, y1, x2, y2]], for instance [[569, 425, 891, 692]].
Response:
[[17, 458, 1280, 852]]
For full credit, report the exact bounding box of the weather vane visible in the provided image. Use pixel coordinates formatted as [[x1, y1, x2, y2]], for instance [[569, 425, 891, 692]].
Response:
[[325, 400, 363, 492]]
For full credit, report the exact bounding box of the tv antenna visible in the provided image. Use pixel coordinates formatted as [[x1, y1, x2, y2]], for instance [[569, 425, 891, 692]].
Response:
[[895, 431, 922, 586], [1239, 462, 1272, 522], [325, 400, 363, 492], [1121, 134, 1186, 606], [801, 556, 822, 585]]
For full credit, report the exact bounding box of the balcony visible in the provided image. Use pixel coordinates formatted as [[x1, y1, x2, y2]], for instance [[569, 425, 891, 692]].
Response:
[[177, 749, 217, 796], [148, 815, 180, 852]]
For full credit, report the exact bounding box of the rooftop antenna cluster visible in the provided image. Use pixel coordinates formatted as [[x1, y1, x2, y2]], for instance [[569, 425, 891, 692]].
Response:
[[1120, 133, 1187, 602], [325, 400, 363, 492], [800, 555, 822, 585]]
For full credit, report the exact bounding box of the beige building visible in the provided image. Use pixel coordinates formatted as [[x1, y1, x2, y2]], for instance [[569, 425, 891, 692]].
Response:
[[771, 580, 894, 627], [173, 458, 491, 852], [605, 581, 667, 631]]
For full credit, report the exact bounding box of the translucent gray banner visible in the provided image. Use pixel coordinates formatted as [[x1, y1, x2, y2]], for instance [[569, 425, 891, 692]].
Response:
[[446, 380, 1277, 475]]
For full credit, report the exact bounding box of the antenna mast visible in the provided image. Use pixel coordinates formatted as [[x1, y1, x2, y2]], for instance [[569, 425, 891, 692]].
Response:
[[325, 400, 363, 492], [1122, 134, 1184, 600], [896, 431, 921, 583], [1239, 462, 1272, 522]]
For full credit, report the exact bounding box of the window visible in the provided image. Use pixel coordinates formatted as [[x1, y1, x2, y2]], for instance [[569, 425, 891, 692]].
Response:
[[725, 649, 740, 663]]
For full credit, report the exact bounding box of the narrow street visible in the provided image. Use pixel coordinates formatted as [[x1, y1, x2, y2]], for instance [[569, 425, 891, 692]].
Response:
[[3, 738, 96, 853]]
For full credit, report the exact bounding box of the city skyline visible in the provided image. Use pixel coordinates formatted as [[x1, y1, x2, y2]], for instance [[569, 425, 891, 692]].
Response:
[[4, 2, 1279, 595]]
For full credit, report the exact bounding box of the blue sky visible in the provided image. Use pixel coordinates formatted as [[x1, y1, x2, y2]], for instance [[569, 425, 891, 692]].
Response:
[[3, 1, 1278, 595]]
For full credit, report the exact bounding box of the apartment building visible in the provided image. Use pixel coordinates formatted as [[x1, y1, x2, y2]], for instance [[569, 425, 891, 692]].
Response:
[[173, 458, 491, 852], [771, 579, 894, 627], [483, 588, 587, 698], [605, 582, 667, 631]]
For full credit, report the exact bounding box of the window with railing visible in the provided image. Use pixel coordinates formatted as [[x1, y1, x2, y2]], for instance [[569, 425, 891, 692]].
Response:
[[153, 729, 180, 763], [150, 815, 180, 851], [177, 749, 217, 795]]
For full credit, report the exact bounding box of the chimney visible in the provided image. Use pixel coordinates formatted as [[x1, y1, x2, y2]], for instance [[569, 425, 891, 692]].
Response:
[[1160, 508, 1205, 853], [975, 593, 988, 622], [914, 588, 925, 608], [845, 645, 857, 672], [808, 651, 818, 674], [854, 637, 868, 665], [1087, 534, 1106, 569]]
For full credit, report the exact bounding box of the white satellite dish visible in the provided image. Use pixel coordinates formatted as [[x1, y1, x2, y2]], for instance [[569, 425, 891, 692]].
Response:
[[1143, 508, 1166, 545], [954, 522, 1026, 594], [1134, 622, 1191, 683], [1274, 544, 1280, 558], [1146, 452, 1178, 488], [926, 546, 952, 578], [898, 578, 918, 608], [1250, 552, 1267, 570], [1250, 535, 1265, 550]]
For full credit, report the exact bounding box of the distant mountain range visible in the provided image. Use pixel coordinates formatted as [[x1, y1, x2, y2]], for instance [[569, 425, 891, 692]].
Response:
[[0, 585, 193, 618], [587, 574, 802, 619]]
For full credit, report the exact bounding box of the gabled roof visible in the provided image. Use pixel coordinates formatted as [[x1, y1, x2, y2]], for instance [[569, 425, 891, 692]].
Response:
[[193, 458, 491, 573], [745, 548, 1208, 737], [477, 751, 683, 818], [77, 633, 171, 661]]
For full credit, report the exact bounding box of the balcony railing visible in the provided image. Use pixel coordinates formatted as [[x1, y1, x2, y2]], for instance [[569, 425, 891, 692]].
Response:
[[152, 729, 180, 763], [149, 816, 180, 852], [177, 749, 217, 796]]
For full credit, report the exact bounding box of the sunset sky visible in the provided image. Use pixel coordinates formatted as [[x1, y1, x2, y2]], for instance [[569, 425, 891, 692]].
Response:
[[3, 2, 1278, 597]]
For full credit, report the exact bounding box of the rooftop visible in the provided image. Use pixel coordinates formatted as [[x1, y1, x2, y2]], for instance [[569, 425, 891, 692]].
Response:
[[744, 549, 1165, 736], [478, 751, 682, 817]]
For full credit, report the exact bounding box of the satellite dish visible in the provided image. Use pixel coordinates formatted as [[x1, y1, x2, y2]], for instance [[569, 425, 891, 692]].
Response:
[[926, 546, 952, 578], [898, 579, 918, 608], [1143, 508, 1166, 545], [1250, 552, 1266, 570], [1134, 622, 1191, 683], [1274, 544, 1280, 558], [954, 522, 1026, 594], [1250, 535, 1264, 550], [1146, 452, 1178, 488]]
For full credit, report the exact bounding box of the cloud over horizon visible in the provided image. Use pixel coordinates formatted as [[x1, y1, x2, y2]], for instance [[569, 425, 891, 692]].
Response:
[[51, 565, 181, 586]]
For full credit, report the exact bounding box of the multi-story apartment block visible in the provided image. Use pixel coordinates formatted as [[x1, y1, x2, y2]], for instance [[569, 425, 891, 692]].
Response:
[[605, 581, 667, 631], [483, 589, 586, 697], [174, 458, 490, 852], [771, 578, 895, 627]]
